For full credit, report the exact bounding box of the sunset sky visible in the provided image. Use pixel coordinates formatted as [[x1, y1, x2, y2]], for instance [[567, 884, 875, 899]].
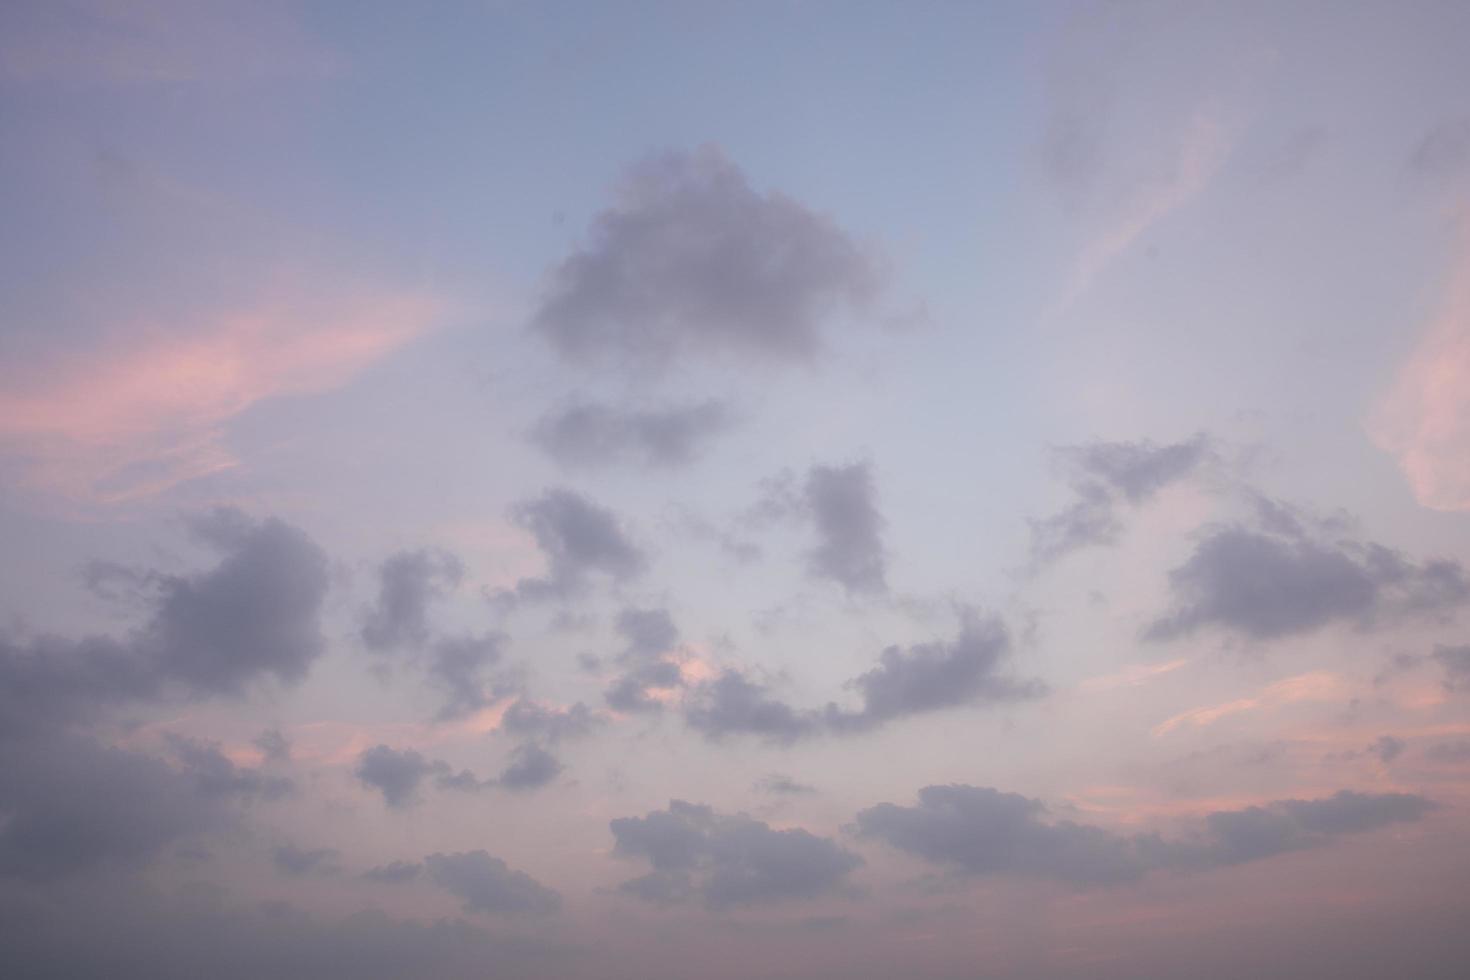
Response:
[[3, 2, 1470, 977]]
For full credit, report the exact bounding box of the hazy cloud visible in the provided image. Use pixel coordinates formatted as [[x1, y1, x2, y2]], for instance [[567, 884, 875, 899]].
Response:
[[363, 860, 422, 884], [684, 670, 820, 743], [423, 850, 561, 917], [805, 462, 887, 595], [273, 843, 341, 877], [427, 633, 507, 722], [497, 743, 563, 791], [531, 145, 880, 368], [502, 489, 647, 603], [360, 549, 464, 654]]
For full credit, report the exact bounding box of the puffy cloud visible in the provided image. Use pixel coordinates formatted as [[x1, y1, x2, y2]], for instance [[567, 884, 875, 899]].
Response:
[[166, 735, 293, 801], [531, 400, 733, 468], [804, 462, 887, 596], [423, 851, 561, 916], [0, 509, 329, 740], [502, 489, 647, 603], [605, 660, 684, 714], [426, 633, 507, 722], [1146, 520, 1468, 642], [684, 670, 820, 743], [603, 607, 686, 713], [496, 743, 563, 792], [531, 146, 879, 369], [359, 549, 464, 654], [825, 615, 1046, 732], [499, 698, 600, 743], [609, 800, 862, 908], [1030, 435, 1211, 565], [353, 745, 444, 809], [856, 784, 1435, 884]]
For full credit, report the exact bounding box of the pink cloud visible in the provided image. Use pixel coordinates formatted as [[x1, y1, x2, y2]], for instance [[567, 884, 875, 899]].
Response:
[[1369, 221, 1470, 511], [1151, 671, 1350, 737], [0, 291, 441, 503]]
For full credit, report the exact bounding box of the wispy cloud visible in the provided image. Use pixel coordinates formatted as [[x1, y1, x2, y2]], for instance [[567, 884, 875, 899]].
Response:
[[1152, 671, 1350, 737]]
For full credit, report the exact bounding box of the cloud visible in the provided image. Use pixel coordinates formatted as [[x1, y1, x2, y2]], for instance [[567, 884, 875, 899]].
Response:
[[603, 607, 686, 713], [426, 633, 508, 722], [804, 462, 887, 596], [0, 291, 437, 502], [499, 698, 600, 742], [253, 728, 291, 763], [856, 784, 1435, 884], [1425, 741, 1470, 764], [1030, 435, 1211, 565], [1433, 644, 1470, 688], [530, 145, 880, 369], [359, 550, 464, 654], [273, 843, 341, 877], [1408, 118, 1470, 182], [825, 615, 1046, 732], [1370, 735, 1405, 764], [166, 735, 293, 801], [1145, 517, 1468, 642], [353, 745, 444, 809], [1151, 671, 1349, 737], [684, 670, 821, 743], [423, 851, 561, 917], [530, 400, 734, 468], [1369, 223, 1470, 511], [755, 774, 817, 795], [500, 489, 647, 603], [609, 800, 862, 909], [0, 509, 330, 740], [496, 743, 562, 791]]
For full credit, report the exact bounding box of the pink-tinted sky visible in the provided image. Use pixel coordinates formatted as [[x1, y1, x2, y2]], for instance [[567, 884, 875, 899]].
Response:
[[2, 2, 1469, 978]]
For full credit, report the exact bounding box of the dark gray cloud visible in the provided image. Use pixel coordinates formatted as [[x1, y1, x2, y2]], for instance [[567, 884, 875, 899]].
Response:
[[1434, 644, 1470, 688], [0, 510, 330, 741], [360, 549, 464, 653], [273, 843, 341, 877], [804, 462, 887, 595], [496, 742, 563, 791], [502, 489, 647, 603], [1030, 435, 1211, 565], [500, 698, 600, 742], [610, 800, 862, 909], [166, 735, 293, 801], [531, 145, 879, 368], [684, 670, 820, 742], [1146, 521, 1469, 642], [0, 735, 232, 880], [825, 615, 1046, 732], [427, 632, 507, 722], [363, 860, 422, 883], [423, 850, 561, 916], [531, 400, 734, 468], [856, 784, 1435, 884]]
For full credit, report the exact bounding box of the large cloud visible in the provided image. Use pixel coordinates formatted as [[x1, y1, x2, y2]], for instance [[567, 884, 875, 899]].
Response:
[[530, 146, 880, 368], [609, 800, 862, 908], [530, 400, 733, 468], [856, 784, 1435, 884]]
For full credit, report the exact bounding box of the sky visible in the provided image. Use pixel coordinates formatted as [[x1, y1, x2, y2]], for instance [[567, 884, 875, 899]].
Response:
[[3, 1, 1470, 977]]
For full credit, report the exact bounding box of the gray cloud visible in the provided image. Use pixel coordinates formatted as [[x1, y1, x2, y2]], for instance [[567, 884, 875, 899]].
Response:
[[609, 800, 862, 908], [615, 607, 680, 660], [353, 746, 444, 809], [273, 843, 341, 877], [1030, 435, 1212, 565], [804, 462, 887, 595], [1425, 741, 1470, 764], [166, 735, 293, 801], [499, 698, 600, 742], [427, 632, 507, 722], [1409, 117, 1470, 181], [1369, 735, 1405, 764], [423, 850, 561, 916], [755, 774, 817, 795], [684, 670, 820, 743], [604, 606, 685, 713], [253, 728, 291, 763], [497, 743, 563, 791], [0, 510, 329, 741], [856, 784, 1435, 884], [360, 549, 464, 654], [683, 615, 1043, 741], [1146, 519, 1468, 642], [605, 660, 684, 713], [531, 400, 734, 468], [502, 489, 647, 603], [531, 145, 880, 369]]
